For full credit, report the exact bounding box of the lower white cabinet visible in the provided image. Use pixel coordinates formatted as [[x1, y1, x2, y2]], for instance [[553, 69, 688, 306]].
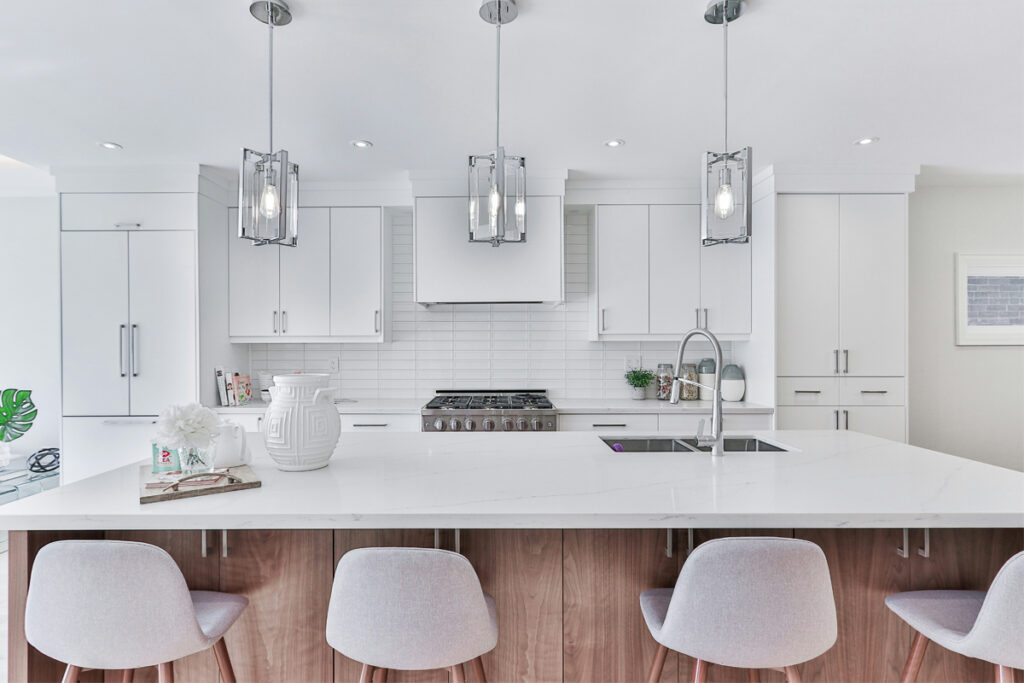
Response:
[[559, 414, 659, 433], [342, 414, 420, 432], [776, 381, 907, 443], [61, 417, 157, 485], [658, 412, 772, 433]]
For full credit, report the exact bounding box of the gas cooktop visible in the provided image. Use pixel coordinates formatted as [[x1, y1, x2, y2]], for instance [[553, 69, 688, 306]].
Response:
[[421, 390, 557, 431]]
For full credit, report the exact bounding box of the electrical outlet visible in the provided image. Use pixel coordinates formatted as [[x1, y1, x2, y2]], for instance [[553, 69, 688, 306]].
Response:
[[329, 357, 340, 372]]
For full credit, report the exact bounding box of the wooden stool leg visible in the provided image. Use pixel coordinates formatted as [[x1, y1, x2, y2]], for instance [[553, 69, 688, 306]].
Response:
[[120, 670, 135, 683], [157, 662, 174, 683], [358, 663, 376, 683], [470, 656, 488, 683], [451, 662, 468, 683], [61, 665, 82, 683], [693, 659, 709, 683], [212, 638, 237, 683], [784, 665, 802, 683], [748, 669, 761, 683], [899, 631, 930, 683], [373, 667, 390, 683], [646, 644, 668, 683]]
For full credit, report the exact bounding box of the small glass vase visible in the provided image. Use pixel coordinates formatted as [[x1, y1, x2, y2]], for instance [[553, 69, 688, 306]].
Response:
[[178, 446, 214, 475]]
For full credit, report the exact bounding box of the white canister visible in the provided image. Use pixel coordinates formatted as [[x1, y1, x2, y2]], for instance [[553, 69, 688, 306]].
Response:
[[697, 358, 716, 401], [721, 364, 746, 402], [262, 374, 341, 471]]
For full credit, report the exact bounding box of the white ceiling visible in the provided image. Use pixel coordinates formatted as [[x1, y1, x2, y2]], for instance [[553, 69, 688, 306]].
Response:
[[0, 0, 1021, 183]]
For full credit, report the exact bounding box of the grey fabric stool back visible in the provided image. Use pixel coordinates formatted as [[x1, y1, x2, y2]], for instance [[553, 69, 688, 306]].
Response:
[[641, 536, 837, 683], [25, 539, 248, 683], [887, 549, 1024, 681], [327, 547, 498, 682]]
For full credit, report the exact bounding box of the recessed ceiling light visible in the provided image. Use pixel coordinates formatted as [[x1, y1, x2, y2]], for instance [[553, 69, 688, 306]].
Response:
[[604, 139, 626, 148], [350, 139, 373, 149], [98, 141, 123, 150], [854, 137, 879, 146]]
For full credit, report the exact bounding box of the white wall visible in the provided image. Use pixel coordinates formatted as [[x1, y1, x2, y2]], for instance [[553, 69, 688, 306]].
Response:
[[908, 178, 1024, 471], [0, 197, 61, 456]]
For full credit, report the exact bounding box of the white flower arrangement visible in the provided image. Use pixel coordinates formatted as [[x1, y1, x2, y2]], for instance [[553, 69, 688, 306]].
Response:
[[154, 403, 220, 451]]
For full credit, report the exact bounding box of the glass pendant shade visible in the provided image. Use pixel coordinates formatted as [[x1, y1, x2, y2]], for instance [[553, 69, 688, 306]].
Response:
[[239, 148, 298, 246], [468, 147, 526, 246], [701, 147, 751, 246]]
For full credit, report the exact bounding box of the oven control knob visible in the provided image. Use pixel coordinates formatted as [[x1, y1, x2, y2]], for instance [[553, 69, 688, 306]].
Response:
[[531, 418, 542, 431], [516, 418, 527, 431], [482, 418, 495, 431], [433, 418, 446, 432], [464, 418, 476, 431], [502, 418, 514, 431], [449, 417, 461, 431]]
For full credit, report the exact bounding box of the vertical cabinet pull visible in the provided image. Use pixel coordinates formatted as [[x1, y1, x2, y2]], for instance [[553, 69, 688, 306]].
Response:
[[843, 409, 849, 430], [201, 529, 208, 558], [130, 324, 139, 377], [843, 349, 849, 374], [702, 308, 709, 329], [600, 308, 607, 332], [833, 409, 839, 430], [374, 310, 380, 333], [282, 310, 287, 334], [665, 529, 673, 558], [272, 310, 278, 334], [434, 529, 440, 550], [119, 324, 128, 377], [917, 528, 930, 558], [897, 528, 910, 558], [454, 529, 461, 554], [222, 529, 230, 558], [833, 350, 839, 374], [695, 308, 700, 328]]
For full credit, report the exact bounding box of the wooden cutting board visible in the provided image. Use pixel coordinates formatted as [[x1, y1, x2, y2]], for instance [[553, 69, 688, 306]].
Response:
[[139, 465, 261, 504]]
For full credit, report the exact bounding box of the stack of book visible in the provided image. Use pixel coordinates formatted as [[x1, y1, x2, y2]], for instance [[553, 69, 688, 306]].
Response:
[[215, 368, 253, 406]]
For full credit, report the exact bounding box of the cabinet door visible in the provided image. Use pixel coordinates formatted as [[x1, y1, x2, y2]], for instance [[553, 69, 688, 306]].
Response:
[[649, 205, 701, 335], [775, 406, 839, 431], [330, 207, 382, 337], [60, 193, 197, 231], [700, 240, 751, 335], [61, 417, 156, 484], [228, 208, 281, 337], [843, 406, 906, 442], [221, 530, 335, 683], [839, 195, 906, 376], [776, 195, 841, 375], [279, 207, 331, 336], [596, 205, 649, 334], [61, 232, 129, 416], [128, 231, 197, 415]]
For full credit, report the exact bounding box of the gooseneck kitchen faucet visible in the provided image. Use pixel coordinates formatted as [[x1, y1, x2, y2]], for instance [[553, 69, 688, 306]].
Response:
[[670, 325, 725, 456]]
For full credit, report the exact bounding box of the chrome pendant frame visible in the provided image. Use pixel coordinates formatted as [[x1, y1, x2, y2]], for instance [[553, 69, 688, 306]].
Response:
[[701, 147, 751, 246], [238, 148, 299, 247]]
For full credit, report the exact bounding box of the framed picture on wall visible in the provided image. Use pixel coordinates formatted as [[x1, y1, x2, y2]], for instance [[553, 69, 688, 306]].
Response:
[[955, 253, 1024, 346]]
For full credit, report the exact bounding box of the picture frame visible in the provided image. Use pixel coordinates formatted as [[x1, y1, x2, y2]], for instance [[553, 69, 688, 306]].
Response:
[[955, 253, 1024, 346]]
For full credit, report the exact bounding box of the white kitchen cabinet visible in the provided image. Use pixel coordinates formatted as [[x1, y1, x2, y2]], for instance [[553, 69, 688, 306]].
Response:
[[649, 205, 701, 335], [60, 193, 197, 231], [842, 406, 906, 442], [558, 413, 659, 433], [280, 208, 330, 337], [699, 240, 752, 335], [331, 208, 383, 338], [596, 205, 649, 334], [61, 416, 158, 484], [228, 208, 280, 337], [61, 231, 197, 417], [775, 406, 841, 431], [657, 412, 771, 433], [342, 414, 420, 432]]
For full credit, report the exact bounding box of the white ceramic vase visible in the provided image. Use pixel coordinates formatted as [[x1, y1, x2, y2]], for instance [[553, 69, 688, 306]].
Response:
[[262, 374, 341, 471], [631, 386, 647, 400]]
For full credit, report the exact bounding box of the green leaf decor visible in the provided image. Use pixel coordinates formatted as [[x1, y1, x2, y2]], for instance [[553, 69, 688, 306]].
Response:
[[0, 388, 37, 442]]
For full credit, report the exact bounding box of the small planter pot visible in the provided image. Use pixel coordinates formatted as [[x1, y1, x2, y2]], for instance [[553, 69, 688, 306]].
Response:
[[631, 386, 647, 400]]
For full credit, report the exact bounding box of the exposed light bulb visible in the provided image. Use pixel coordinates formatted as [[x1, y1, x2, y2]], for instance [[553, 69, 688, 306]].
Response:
[[259, 183, 281, 219], [714, 183, 735, 220], [514, 199, 525, 219], [488, 183, 501, 236]]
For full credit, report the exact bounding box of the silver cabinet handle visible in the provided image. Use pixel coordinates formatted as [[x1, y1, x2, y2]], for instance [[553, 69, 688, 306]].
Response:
[[454, 528, 461, 554], [130, 324, 139, 377], [918, 528, 930, 558], [600, 308, 607, 332], [794, 390, 821, 394], [695, 308, 700, 328], [222, 529, 230, 558], [201, 529, 208, 558], [666, 529, 673, 558], [272, 310, 278, 334], [843, 409, 849, 430], [352, 423, 388, 428], [593, 423, 627, 428], [434, 529, 441, 550], [860, 390, 888, 394], [114, 222, 141, 229], [374, 310, 380, 333], [833, 409, 839, 430], [101, 418, 157, 425], [282, 310, 288, 334], [833, 349, 839, 374], [702, 308, 709, 329], [257, 416, 263, 430], [119, 324, 128, 377], [843, 349, 849, 374], [897, 528, 910, 558]]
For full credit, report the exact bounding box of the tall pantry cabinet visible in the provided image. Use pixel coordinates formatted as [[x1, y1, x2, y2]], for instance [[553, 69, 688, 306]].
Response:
[[775, 194, 908, 441]]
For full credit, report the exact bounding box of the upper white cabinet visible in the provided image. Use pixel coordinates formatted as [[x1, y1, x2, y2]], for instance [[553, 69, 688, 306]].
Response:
[[228, 207, 385, 342], [61, 230, 197, 417], [60, 193, 197, 231], [414, 196, 564, 304], [591, 204, 750, 339], [776, 194, 906, 377]]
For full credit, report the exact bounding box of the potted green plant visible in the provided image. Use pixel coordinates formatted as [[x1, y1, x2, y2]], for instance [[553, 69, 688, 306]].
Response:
[[624, 369, 655, 400]]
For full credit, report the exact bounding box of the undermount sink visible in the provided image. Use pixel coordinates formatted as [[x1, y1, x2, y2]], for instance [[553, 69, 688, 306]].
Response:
[[601, 437, 788, 453]]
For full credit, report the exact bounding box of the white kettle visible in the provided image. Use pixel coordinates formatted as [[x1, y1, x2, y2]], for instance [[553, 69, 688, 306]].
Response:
[[214, 421, 251, 469]]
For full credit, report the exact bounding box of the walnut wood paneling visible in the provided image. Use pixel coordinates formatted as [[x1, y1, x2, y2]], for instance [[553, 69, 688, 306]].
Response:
[[912, 528, 1024, 683], [221, 529, 334, 683], [333, 530, 447, 683], [460, 529, 563, 683], [563, 529, 681, 683], [794, 529, 912, 683], [102, 530, 221, 683]]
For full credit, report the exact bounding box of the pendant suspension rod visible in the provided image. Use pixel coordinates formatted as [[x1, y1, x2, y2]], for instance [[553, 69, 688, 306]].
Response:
[[722, 1, 728, 153], [495, 17, 501, 153], [268, 0, 274, 153]]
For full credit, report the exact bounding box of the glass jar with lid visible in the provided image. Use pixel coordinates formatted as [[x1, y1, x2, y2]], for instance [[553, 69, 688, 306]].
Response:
[[656, 364, 674, 400], [680, 364, 699, 400]]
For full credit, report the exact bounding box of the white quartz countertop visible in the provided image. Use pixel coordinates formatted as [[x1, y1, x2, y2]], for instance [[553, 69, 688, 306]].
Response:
[[2, 431, 1021, 531], [214, 398, 772, 415]]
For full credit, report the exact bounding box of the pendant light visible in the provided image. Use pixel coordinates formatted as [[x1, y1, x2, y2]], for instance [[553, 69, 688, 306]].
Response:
[[239, 0, 298, 247], [701, 0, 751, 246], [469, 0, 526, 247]]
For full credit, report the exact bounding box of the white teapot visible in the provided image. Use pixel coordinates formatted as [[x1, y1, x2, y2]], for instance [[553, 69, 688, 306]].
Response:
[[214, 421, 251, 469]]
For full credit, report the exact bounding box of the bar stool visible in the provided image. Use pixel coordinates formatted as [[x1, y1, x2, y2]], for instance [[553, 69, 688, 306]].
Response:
[[641, 537, 837, 683], [25, 540, 248, 683], [327, 547, 498, 682], [886, 550, 1024, 683]]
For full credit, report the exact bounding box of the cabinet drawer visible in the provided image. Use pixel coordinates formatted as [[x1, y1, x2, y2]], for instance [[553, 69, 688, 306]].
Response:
[[219, 413, 265, 433], [657, 412, 773, 433], [342, 414, 420, 432], [843, 406, 906, 442], [776, 377, 840, 406], [776, 406, 840, 431], [840, 377, 905, 406], [559, 413, 659, 433], [61, 193, 197, 231]]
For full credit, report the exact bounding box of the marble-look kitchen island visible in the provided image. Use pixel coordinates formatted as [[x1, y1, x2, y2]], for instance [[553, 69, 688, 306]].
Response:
[[3, 430, 1023, 683]]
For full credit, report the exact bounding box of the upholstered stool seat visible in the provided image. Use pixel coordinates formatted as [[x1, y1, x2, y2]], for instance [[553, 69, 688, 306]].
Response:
[[25, 540, 247, 683]]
